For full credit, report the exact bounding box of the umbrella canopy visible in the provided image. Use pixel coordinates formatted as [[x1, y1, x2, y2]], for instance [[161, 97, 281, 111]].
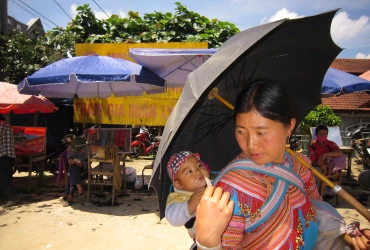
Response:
[[128, 48, 217, 87], [17, 55, 166, 98], [149, 10, 342, 219], [0, 82, 56, 114], [130, 49, 370, 95], [322, 68, 370, 95]]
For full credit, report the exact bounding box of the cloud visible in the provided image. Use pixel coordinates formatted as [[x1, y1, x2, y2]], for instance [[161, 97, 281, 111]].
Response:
[[117, 10, 127, 19], [260, 8, 305, 24], [69, 4, 126, 20], [70, 4, 78, 18], [331, 12, 369, 41], [93, 9, 112, 20], [356, 53, 370, 59]]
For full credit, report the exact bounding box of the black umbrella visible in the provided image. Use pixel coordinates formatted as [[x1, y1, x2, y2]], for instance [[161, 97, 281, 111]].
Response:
[[150, 10, 342, 219]]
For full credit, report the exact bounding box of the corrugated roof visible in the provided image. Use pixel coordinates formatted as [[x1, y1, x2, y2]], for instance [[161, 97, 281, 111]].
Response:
[[321, 91, 370, 111], [359, 70, 370, 81], [331, 59, 370, 75]]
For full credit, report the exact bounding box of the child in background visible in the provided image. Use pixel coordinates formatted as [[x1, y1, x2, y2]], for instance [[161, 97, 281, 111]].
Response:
[[165, 151, 211, 250], [63, 137, 88, 206]]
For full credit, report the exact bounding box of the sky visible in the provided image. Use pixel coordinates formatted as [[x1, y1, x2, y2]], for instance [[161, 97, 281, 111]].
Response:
[[7, 0, 370, 58]]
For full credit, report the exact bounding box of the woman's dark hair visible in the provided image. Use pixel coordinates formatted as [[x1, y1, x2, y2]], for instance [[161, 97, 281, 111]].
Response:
[[234, 79, 296, 128], [315, 125, 328, 134], [0, 114, 5, 121]]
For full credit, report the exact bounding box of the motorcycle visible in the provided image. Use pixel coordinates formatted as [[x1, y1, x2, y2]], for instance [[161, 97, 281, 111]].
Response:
[[348, 124, 370, 168], [358, 169, 370, 188], [130, 127, 161, 159], [288, 136, 302, 152], [351, 124, 370, 139]]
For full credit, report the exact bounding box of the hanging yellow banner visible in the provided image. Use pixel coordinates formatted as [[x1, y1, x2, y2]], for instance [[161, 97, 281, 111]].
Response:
[[74, 42, 208, 125], [74, 87, 183, 126]]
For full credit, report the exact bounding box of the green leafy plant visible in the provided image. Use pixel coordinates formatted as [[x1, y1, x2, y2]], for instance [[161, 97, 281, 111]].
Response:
[[0, 29, 77, 84], [66, 2, 239, 47], [298, 105, 341, 134]]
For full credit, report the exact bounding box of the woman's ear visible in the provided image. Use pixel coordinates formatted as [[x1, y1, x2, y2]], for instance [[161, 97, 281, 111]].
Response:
[[173, 180, 183, 190], [288, 118, 296, 136]]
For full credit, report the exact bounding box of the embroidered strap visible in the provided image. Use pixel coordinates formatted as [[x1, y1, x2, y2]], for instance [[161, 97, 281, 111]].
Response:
[[215, 159, 305, 193]]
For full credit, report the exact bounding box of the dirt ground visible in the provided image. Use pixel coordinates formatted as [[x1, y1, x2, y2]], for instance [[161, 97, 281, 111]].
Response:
[[0, 156, 369, 250]]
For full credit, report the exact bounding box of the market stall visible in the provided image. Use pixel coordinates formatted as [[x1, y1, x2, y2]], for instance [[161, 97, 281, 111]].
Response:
[[13, 126, 47, 191]]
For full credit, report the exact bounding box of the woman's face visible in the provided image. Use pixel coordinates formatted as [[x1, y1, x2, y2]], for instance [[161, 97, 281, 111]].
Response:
[[235, 111, 296, 165]]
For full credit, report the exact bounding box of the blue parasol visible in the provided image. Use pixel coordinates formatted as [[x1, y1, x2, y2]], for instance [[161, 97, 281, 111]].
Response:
[[17, 55, 166, 98], [322, 68, 370, 95]]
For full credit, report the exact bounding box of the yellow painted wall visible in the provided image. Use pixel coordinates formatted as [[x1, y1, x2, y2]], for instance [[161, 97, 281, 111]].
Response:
[[74, 42, 208, 125]]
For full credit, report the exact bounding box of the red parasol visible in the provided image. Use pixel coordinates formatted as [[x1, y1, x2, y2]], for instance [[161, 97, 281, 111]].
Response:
[[0, 82, 56, 114]]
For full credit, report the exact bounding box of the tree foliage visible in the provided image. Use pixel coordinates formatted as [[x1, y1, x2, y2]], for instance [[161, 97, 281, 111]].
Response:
[[0, 2, 239, 83], [298, 105, 342, 134], [66, 2, 239, 48], [0, 29, 77, 84]]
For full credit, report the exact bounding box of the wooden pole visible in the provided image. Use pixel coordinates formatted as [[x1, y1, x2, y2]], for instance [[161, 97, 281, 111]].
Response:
[[286, 148, 370, 222], [209, 88, 235, 110]]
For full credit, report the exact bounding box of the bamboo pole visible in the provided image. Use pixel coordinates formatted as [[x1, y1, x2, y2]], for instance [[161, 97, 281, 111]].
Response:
[[287, 148, 370, 222]]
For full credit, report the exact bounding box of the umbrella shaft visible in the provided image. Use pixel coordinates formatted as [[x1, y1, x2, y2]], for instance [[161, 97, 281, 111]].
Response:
[[210, 89, 234, 110], [286, 148, 370, 222]]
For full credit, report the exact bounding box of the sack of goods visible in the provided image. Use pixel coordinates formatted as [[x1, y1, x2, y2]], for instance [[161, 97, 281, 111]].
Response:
[[124, 166, 137, 184]]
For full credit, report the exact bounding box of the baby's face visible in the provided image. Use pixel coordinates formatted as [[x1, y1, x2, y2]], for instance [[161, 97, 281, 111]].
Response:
[[174, 156, 211, 192]]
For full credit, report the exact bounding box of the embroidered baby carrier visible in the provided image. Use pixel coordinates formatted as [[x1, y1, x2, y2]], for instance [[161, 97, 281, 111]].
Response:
[[214, 153, 317, 249]]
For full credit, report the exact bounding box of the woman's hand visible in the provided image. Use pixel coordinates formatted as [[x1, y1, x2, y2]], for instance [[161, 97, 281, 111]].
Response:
[[350, 229, 370, 250], [195, 186, 234, 248]]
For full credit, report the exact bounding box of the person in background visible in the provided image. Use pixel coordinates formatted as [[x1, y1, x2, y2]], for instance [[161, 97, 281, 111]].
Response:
[[165, 151, 211, 250], [0, 114, 19, 207], [63, 137, 88, 207], [309, 125, 346, 190], [309, 125, 345, 173]]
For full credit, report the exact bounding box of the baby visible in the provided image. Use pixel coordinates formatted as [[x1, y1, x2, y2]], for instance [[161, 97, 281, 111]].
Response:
[[165, 151, 211, 250]]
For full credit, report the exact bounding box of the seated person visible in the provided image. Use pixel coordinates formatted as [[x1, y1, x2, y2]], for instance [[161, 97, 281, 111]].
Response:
[[309, 125, 345, 174]]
